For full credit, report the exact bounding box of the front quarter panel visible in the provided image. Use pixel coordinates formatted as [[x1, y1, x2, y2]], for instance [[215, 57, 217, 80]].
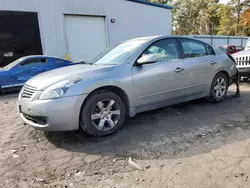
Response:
[[65, 63, 135, 107]]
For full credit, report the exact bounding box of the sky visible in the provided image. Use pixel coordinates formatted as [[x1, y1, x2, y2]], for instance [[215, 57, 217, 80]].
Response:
[[220, 0, 229, 4]]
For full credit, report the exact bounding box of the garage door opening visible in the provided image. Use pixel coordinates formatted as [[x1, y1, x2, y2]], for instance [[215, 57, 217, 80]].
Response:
[[0, 11, 43, 67], [64, 15, 107, 62]]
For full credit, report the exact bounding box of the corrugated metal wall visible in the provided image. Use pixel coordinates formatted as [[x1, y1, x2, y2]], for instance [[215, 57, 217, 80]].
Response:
[[0, 0, 106, 57], [190, 35, 249, 47], [0, 0, 172, 58], [105, 0, 172, 45]]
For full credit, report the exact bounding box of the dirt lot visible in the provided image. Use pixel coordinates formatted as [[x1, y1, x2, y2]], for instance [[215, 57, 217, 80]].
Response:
[[1, 84, 250, 188]]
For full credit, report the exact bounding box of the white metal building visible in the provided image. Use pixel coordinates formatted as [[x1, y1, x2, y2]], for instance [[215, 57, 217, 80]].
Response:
[[0, 0, 172, 63]]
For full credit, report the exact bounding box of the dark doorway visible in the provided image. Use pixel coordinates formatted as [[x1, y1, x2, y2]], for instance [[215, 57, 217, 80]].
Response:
[[0, 11, 43, 67]]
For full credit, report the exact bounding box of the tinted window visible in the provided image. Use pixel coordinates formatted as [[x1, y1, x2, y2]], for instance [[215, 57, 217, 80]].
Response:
[[21, 58, 48, 67], [181, 39, 207, 58], [142, 39, 180, 62], [206, 44, 215, 55], [228, 46, 235, 53]]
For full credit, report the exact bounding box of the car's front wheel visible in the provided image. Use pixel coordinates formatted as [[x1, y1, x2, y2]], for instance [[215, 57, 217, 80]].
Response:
[[207, 73, 229, 103], [80, 91, 126, 137]]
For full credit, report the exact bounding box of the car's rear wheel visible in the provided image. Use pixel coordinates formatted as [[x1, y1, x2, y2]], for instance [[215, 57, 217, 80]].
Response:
[[80, 91, 126, 137], [207, 73, 229, 103]]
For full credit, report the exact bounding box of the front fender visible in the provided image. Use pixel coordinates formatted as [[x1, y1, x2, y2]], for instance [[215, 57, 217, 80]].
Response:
[[66, 79, 135, 108]]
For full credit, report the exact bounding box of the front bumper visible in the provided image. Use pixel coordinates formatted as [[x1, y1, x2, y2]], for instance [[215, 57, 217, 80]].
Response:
[[18, 94, 88, 131], [237, 67, 250, 76]]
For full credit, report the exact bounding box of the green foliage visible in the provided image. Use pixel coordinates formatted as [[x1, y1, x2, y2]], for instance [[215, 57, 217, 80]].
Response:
[[217, 5, 237, 35], [149, 0, 250, 36], [172, 0, 220, 35]]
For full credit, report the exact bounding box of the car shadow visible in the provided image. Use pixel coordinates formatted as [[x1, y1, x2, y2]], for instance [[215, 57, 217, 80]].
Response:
[[45, 87, 250, 160]]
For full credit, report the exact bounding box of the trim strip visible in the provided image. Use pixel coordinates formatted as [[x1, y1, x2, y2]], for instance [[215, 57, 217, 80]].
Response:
[[126, 0, 173, 10]]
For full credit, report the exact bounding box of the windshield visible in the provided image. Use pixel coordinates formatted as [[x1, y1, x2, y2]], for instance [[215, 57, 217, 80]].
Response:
[[245, 39, 250, 50], [3, 58, 24, 70], [88, 40, 148, 65]]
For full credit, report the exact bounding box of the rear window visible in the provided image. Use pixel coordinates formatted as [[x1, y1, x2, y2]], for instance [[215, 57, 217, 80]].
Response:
[[206, 44, 215, 55], [245, 38, 250, 50], [21, 58, 48, 67], [181, 39, 207, 58]]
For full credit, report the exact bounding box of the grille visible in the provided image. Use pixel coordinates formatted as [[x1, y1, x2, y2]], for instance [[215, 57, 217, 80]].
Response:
[[23, 113, 47, 125], [22, 85, 37, 99], [235, 56, 250, 67]]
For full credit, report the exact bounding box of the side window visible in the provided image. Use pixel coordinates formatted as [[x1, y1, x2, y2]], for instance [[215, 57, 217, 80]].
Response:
[[228, 46, 234, 53], [41, 58, 48, 63], [181, 39, 207, 58], [21, 58, 48, 67], [206, 44, 215, 55], [142, 39, 180, 62]]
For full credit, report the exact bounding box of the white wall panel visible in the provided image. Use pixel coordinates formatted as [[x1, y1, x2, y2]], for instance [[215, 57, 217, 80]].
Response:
[[104, 0, 172, 46], [0, 0, 172, 59], [64, 15, 107, 61]]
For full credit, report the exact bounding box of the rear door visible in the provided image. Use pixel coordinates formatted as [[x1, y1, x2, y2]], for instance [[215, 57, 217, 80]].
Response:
[[179, 39, 216, 96]]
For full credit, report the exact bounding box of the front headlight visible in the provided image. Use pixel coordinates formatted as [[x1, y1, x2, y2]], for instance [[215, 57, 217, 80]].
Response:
[[39, 78, 81, 100]]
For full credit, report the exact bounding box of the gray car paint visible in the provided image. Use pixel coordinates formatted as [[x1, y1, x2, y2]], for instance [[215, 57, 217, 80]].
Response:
[[18, 36, 237, 131]]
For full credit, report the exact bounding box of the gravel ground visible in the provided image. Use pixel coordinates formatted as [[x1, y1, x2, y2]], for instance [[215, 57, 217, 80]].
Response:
[[1, 84, 250, 188]]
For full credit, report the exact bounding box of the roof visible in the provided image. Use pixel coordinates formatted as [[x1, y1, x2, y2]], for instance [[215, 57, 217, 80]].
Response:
[[124, 35, 212, 44], [23, 55, 69, 61], [126, 0, 173, 10], [124, 35, 161, 43]]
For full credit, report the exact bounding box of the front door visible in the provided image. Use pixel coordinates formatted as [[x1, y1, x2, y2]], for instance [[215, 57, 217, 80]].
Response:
[[132, 38, 186, 108]]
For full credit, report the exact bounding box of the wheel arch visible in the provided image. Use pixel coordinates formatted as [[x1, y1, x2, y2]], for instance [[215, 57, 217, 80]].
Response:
[[217, 70, 230, 81], [81, 85, 131, 116], [207, 70, 231, 95]]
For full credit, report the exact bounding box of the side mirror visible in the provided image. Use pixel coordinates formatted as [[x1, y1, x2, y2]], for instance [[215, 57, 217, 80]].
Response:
[[137, 54, 157, 65]]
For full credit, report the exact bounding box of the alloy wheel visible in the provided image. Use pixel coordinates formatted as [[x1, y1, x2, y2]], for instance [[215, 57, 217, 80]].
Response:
[[214, 77, 227, 99], [91, 99, 121, 131]]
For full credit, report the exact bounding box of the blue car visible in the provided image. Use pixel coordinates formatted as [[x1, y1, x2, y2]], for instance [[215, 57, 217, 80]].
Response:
[[0, 55, 79, 93]]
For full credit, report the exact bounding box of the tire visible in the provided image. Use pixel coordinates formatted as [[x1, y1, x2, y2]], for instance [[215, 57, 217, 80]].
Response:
[[80, 91, 126, 137], [207, 73, 229, 103]]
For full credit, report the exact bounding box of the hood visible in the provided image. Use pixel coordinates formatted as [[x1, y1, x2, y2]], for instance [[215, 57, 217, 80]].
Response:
[[232, 50, 250, 57], [26, 64, 114, 90]]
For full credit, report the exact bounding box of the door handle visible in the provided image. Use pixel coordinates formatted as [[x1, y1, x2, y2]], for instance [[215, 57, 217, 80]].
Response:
[[174, 67, 184, 73], [210, 61, 217, 65]]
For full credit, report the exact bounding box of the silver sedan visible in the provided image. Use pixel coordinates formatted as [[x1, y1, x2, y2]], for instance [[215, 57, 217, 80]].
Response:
[[18, 36, 238, 136]]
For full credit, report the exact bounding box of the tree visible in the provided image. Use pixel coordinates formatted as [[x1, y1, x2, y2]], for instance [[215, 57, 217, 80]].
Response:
[[217, 5, 238, 35], [228, 0, 250, 35], [241, 8, 250, 35], [150, 0, 250, 36], [173, 0, 220, 35]]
